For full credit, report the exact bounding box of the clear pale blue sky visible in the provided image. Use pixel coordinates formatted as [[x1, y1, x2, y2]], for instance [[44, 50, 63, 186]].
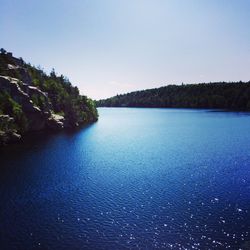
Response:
[[1, 0, 250, 99]]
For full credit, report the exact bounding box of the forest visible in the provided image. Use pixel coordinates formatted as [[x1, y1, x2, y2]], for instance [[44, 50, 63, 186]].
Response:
[[97, 82, 250, 110]]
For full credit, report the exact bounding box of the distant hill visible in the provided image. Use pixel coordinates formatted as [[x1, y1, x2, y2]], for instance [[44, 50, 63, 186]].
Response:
[[0, 49, 98, 145], [96, 82, 250, 110]]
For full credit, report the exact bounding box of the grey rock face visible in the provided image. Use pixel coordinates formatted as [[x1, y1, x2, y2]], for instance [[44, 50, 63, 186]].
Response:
[[47, 114, 65, 130], [0, 73, 68, 135], [0, 75, 64, 132], [7, 64, 32, 84]]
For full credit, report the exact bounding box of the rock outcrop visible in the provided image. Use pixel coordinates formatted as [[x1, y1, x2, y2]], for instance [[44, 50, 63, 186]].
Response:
[[0, 75, 47, 131], [0, 50, 98, 145], [47, 114, 65, 130]]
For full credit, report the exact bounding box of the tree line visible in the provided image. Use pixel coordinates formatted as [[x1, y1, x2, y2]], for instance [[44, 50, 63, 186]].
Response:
[[96, 82, 250, 110]]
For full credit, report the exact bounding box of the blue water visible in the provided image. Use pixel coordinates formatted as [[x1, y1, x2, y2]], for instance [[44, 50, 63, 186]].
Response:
[[1, 108, 250, 249]]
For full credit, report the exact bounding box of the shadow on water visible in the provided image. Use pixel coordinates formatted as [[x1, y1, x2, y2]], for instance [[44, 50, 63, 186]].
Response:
[[0, 123, 95, 173]]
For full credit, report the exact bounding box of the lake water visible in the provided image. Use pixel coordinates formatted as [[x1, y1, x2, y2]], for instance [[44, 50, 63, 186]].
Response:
[[1, 108, 250, 249]]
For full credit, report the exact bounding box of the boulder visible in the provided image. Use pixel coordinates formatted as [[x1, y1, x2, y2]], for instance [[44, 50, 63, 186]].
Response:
[[47, 114, 65, 130]]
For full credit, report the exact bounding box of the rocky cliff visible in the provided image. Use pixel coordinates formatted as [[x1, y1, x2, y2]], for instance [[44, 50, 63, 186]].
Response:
[[0, 50, 98, 145]]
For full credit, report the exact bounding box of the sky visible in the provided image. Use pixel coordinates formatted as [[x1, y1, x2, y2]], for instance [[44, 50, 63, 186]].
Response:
[[0, 0, 250, 100]]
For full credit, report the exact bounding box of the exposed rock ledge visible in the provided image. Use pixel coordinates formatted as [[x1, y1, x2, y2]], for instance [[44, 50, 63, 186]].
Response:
[[0, 76, 67, 144], [47, 114, 65, 130]]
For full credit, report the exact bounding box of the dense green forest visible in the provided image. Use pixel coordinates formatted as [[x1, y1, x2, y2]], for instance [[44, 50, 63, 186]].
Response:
[[0, 49, 98, 144], [97, 82, 250, 110]]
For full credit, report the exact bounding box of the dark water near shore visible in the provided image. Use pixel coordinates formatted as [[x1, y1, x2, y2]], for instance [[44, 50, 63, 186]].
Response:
[[1, 108, 250, 249]]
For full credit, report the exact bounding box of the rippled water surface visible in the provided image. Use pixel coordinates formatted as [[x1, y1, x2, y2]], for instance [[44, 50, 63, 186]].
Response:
[[1, 108, 250, 249]]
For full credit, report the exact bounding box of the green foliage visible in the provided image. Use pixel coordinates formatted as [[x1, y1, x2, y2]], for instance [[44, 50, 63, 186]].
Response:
[[0, 92, 28, 132], [25, 65, 98, 124], [97, 82, 250, 110], [31, 94, 47, 111]]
